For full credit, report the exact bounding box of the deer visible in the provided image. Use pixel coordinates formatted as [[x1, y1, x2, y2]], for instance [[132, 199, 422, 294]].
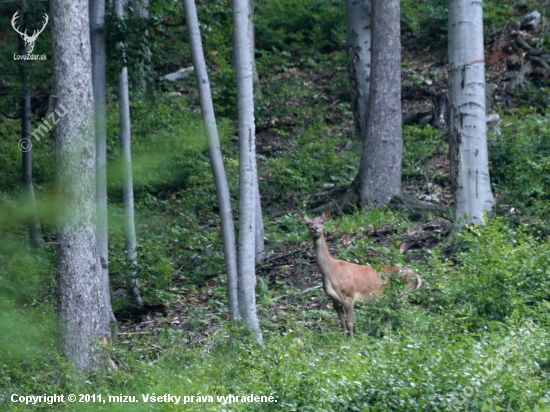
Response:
[[298, 209, 421, 338]]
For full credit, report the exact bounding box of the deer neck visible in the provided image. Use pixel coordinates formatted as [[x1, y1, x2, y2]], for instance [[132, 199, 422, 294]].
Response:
[[313, 234, 335, 277]]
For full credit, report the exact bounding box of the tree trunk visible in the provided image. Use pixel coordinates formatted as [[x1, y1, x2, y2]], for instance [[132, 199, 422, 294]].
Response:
[[116, 0, 143, 307], [51, 0, 111, 372], [355, 0, 402, 207], [18, 2, 44, 248], [90, 0, 118, 336], [131, 0, 150, 92], [249, 0, 261, 100], [345, 0, 371, 151], [254, 179, 264, 263], [448, 0, 494, 225], [246, 0, 264, 262], [182, 0, 239, 321], [233, 0, 263, 342]]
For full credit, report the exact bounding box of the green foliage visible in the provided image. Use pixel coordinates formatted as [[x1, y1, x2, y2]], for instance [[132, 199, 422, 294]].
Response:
[[402, 124, 447, 181], [484, 0, 542, 29], [334, 208, 406, 235], [0, 120, 23, 192], [401, 0, 447, 52], [262, 125, 357, 200], [424, 219, 550, 332], [0, 239, 57, 404], [255, 0, 344, 57], [106, 97, 232, 196], [490, 113, 550, 229], [4, 318, 548, 411]]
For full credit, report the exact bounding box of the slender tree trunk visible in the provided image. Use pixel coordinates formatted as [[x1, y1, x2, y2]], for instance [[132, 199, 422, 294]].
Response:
[[254, 179, 264, 263], [448, 0, 494, 225], [229, 0, 264, 263], [345, 0, 371, 151], [233, 0, 262, 342], [51, 0, 111, 372], [116, 0, 143, 307], [245, 0, 264, 262], [249, 0, 261, 100], [182, 0, 239, 321], [131, 0, 150, 92], [355, 0, 402, 207], [18, 2, 44, 248], [90, 0, 118, 335]]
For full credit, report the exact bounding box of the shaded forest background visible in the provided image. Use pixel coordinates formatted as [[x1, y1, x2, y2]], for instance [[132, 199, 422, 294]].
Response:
[[1, 0, 550, 410]]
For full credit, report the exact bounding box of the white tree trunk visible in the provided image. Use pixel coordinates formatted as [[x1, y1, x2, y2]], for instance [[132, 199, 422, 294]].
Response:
[[182, 0, 239, 321], [116, 0, 143, 306], [246, 0, 264, 263], [233, 0, 263, 342], [51, 0, 111, 371], [90, 0, 118, 335], [254, 180, 264, 263], [345, 0, 371, 150], [448, 0, 494, 225]]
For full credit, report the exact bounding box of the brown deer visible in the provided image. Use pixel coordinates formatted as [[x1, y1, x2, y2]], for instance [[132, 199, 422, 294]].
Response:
[[298, 209, 421, 338]]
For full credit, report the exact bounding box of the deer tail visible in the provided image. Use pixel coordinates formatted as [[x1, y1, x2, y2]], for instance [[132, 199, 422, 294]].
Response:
[[414, 274, 422, 290]]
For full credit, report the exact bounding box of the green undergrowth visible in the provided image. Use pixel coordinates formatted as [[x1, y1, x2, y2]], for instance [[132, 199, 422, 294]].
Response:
[[3, 212, 550, 411], [490, 111, 550, 232]]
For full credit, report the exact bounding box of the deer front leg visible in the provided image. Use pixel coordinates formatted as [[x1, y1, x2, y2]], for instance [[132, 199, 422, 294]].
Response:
[[331, 298, 347, 332], [343, 300, 355, 339]]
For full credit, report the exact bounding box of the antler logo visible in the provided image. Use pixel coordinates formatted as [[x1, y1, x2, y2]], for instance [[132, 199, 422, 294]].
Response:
[[11, 11, 49, 54]]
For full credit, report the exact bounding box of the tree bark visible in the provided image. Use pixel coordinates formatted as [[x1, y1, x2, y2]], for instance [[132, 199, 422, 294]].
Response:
[[182, 0, 239, 321], [448, 0, 494, 225], [90, 0, 118, 336], [249, 0, 261, 100], [130, 0, 150, 92], [18, 1, 44, 248], [355, 0, 402, 207], [345, 0, 371, 150], [116, 0, 143, 307], [233, 0, 263, 342], [247, 0, 264, 263], [51, 0, 111, 371]]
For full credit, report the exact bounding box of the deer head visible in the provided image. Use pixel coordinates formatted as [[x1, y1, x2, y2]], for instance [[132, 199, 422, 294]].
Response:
[[297, 209, 330, 239], [12, 11, 49, 54]]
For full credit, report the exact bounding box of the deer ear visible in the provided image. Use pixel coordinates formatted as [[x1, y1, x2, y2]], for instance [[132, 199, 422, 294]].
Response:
[[322, 208, 331, 221], [297, 211, 309, 223]]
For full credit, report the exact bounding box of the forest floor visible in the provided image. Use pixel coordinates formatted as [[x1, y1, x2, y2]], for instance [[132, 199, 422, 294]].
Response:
[[114, 11, 550, 355]]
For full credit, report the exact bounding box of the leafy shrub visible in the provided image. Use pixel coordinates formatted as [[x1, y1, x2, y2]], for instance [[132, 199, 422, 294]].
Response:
[[490, 113, 550, 229], [431, 219, 550, 330]]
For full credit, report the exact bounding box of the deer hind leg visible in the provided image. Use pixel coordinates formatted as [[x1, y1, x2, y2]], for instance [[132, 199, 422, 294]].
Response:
[[331, 298, 347, 332], [342, 300, 355, 339]]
